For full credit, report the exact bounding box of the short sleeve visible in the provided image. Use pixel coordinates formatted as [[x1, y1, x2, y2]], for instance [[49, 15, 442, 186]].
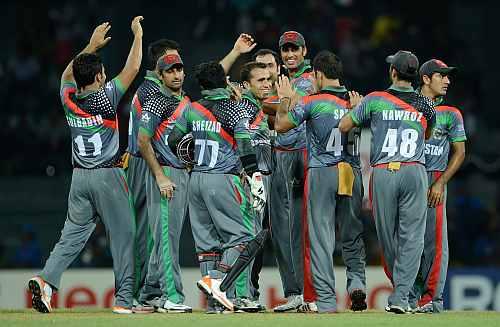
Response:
[[288, 97, 310, 127], [104, 77, 126, 109], [60, 80, 77, 106], [294, 77, 315, 96], [449, 109, 467, 142], [350, 97, 372, 126], [139, 99, 162, 137]]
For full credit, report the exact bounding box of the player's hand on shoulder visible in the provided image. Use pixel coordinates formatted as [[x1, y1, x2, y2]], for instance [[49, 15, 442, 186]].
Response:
[[131, 16, 144, 38], [234, 33, 257, 54], [89, 22, 112, 51], [348, 91, 363, 108]]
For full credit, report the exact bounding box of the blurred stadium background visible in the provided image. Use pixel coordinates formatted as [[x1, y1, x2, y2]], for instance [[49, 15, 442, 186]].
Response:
[[2, 0, 500, 311]]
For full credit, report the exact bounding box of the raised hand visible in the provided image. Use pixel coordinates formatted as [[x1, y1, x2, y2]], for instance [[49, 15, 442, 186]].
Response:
[[233, 33, 257, 54], [276, 75, 295, 101], [89, 22, 112, 51], [131, 16, 144, 38]]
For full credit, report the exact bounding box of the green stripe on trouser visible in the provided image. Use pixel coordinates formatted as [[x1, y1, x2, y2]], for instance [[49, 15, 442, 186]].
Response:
[[233, 176, 255, 298], [160, 166, 181, 304], [120, 168, 140, 296]]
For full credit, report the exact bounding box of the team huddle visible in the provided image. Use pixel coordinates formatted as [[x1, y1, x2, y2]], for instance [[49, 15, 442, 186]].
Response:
[[27, 16, 466, 315]]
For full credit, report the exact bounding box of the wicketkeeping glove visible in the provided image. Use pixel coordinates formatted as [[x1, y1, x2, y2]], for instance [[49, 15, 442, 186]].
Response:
[[246, 172, 266, 213]]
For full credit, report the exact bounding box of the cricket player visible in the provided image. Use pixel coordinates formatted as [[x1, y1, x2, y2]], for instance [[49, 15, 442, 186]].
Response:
[[167, 62, 266, 312], [274, 50, 366, 313], [339, 50, 436, 314], [411, 59, 466, 313], [125, 38, 181, 312], [136, 53, 192, 313], [270, 31, 316, 312], [239, 61, 273, 305], [28, 17, 144, 314], [250, 49, 281, 299]]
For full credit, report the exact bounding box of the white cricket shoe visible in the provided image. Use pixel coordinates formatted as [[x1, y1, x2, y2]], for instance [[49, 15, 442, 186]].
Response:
[[385, 304, 410, 314], [112, 306, 133, 314], [157, 300, 192, 313], [28, 277, 52, 313], [197, 276, 234, 311], [273, 294, 303, 312], [297, 301, 318, 313]]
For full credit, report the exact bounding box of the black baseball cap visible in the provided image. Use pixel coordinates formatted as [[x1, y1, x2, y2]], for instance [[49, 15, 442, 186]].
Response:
[[419, 59, 457, 79], [386, 50, 419, 77], [157, 53, 183, 71], [279, 31, 306, 48]]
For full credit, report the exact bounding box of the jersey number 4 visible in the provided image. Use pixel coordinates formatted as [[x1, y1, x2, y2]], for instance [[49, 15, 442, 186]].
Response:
[[326, 128, 343, 155], [382, 128, 418, 158], [74, 133, 103, 157]]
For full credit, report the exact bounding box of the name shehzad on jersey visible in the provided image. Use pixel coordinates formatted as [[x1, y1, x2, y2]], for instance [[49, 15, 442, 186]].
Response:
[[192, 120, 222, 133]]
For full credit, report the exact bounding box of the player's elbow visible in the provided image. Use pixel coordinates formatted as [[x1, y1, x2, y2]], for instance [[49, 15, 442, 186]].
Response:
[[274, 116, 291, 133], [274, 121, 288, 133], [339, 118, 351, 133], [454, 143, 466, 161], [137, 134, 150, 154]]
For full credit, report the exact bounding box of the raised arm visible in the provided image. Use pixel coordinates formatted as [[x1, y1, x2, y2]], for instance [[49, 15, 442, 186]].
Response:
[[61, 22, 112, 84], [115, 16, 144, 91], [220, 34, 256, 74], [274, 75, 299, 133]]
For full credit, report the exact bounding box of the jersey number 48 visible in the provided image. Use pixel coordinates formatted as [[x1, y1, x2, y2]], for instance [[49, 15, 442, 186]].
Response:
[[382, 128, 418, 158]]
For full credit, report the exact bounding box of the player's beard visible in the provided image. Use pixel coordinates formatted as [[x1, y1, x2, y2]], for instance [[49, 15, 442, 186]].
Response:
[[167, 80, 183, 93]]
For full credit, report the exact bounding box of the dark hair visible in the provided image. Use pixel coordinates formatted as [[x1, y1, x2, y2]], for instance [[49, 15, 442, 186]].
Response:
[[252, 49, 280, 67], [391, 65, 415, 83], [240, 62, 268, 82], [73, 53, 103, 89], [312, 51, 343, 80], [147, 39, 181, 69], [194, 61, 227, 90]]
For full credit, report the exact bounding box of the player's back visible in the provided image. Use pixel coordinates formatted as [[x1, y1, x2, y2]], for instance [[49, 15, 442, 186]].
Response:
[[128, 73, 162, 156], [188, 98, 249, 174], [355, 88, 435, 166], [424, 101, 466, 172], [60, 78, 124, 169], [300, 88, 361, 168]]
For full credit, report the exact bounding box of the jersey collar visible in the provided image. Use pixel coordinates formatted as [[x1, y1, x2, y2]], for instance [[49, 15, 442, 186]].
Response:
[[201, 88, 231, 101], [389, 84, 414, 93], [288, 59, 312, 79], [144, 70, 162, 87], [242, 90, 261, 108], [76, 88, 98, 99], [417, 86, 444, 105], [159, 83, 184, 100], [321, 85, 347, 93]]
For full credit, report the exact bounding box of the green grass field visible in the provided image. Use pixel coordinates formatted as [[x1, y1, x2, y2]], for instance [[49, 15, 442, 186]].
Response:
[[1, 309, 500, 327]]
